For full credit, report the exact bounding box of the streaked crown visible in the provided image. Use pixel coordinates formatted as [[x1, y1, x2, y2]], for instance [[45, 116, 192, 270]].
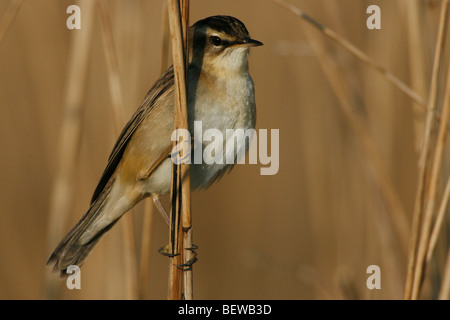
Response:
[[193, 15, 251, 42]]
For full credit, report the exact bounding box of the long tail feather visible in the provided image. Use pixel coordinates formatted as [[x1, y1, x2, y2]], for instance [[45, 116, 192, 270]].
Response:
[[46, 179, 118, 277]]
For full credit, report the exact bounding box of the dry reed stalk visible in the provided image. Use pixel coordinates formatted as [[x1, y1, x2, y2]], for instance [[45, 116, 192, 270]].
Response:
[[44, 0, 95, 299], [178, 0, 194, 301], [426, 174, 450, 266], [270, 0, 427, 111], [411, 62, 450, 300], [438, 249, 450, 299], [404, 0, 449, 300], [98, 0, 138, 299], [0, 0, 24, 47], [167, 0, 191, 300]]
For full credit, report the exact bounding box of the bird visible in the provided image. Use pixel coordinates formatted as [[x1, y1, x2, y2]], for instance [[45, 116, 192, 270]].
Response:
[[47, 15, 263, 276]]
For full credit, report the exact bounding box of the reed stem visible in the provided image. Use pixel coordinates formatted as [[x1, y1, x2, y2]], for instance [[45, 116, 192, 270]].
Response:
[[167, 0, 191, 300]]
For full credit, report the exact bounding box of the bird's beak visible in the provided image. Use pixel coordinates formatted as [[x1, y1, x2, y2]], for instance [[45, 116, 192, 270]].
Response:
[[235, 38, 264, 48]]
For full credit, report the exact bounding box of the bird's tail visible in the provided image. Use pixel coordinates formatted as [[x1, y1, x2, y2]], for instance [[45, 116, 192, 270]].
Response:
[[46, 179, 120, 277]]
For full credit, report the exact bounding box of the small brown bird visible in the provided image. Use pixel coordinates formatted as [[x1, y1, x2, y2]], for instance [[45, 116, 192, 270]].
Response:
[[47, 15, 262, 275]]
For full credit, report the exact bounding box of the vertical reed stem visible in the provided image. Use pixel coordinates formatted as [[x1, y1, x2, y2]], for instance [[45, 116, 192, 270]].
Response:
[[167, 0, 191, 300], [178, 0, 193, 301], [411, 63, 450, 299], [438, 249, 450, 300], [405, 0, 449, 300]]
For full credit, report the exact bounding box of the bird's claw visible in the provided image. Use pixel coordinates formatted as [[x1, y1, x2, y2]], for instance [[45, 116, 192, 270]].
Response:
[[158, 244, 199, 270], [175, 249, 198, 271], [158, 244, 180, 257]]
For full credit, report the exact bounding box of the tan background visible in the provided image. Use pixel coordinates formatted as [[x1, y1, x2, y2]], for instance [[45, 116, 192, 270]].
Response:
[[0, 0, 448, 299]]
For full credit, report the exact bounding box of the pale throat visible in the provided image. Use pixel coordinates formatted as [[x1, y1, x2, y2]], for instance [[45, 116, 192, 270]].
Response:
[[206, 47, 250, 78]]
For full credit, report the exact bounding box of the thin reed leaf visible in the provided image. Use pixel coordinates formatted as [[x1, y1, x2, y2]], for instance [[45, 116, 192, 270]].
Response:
[[411, 62, 450, 300]]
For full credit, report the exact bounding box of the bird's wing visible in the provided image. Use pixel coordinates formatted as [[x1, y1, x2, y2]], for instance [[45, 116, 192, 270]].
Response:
[[90, 66, 175, 204]]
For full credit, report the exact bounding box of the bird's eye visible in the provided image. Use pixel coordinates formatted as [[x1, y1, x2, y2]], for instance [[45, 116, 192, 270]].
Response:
[[211, 36, 223, 47]]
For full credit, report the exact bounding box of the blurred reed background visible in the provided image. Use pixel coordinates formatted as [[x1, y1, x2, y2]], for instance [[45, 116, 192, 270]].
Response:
[[0, 0, 449, 299]]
